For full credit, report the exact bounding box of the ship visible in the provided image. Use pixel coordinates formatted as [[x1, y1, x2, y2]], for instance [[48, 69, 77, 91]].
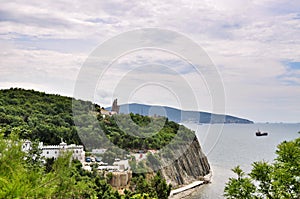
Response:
[[256, 129, 268, 136]]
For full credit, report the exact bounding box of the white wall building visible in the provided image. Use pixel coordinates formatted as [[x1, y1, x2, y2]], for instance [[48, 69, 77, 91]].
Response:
[[22, 140, 85, 163], [91, 148, 107, 155]]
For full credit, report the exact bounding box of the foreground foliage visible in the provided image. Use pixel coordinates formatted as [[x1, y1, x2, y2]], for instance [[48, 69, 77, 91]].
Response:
[[0, 134, 89, 198], [224, 136, 300, 199], [0, 132, 171, 199]]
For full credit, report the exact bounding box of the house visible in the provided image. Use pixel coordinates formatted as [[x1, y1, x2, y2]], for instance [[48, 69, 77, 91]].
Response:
[[22, 140, 85, 163], [91, 148, 107, 155]]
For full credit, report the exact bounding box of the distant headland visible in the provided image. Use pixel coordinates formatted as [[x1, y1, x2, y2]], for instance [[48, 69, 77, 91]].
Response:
[[107, 103, 254, 124]]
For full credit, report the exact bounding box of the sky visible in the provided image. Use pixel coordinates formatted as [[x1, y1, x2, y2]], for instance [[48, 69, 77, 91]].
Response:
[[0, 0, 300, 123]]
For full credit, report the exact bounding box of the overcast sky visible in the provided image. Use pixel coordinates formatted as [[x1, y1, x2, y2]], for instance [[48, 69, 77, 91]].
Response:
[[1, 0, 300, 123]]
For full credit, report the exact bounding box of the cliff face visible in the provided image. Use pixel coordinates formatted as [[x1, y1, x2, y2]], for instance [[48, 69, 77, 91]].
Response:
[[160, 137, 210, 186]]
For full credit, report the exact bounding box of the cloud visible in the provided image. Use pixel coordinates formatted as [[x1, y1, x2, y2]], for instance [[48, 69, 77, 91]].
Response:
[[0, 46, 86, 96], [0, 0, 300, 122]]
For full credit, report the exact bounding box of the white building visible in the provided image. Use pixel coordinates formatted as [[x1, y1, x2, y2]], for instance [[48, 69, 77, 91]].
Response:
[[113, 159, 130, 171], [91, 148, 107, 155], [22, 140, 85, 163]]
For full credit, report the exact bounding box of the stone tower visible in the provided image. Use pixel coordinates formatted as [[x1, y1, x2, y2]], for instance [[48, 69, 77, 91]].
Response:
[[111, 99, 120, 114]]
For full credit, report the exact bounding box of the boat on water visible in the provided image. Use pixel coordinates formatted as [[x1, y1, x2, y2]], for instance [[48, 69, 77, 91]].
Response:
[[256, 129, 268, 136]]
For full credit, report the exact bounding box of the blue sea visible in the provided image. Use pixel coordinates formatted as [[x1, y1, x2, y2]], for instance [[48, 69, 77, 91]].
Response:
[[182, 123, 300, 199]]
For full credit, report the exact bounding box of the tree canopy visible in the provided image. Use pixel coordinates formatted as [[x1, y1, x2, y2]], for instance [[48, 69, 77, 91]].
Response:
[[0, 88, 84, 145], [0, 131, 171, 199], [0, 88, 177, 198], [224, 135, 300, 199], [0, 88, 195, 152]]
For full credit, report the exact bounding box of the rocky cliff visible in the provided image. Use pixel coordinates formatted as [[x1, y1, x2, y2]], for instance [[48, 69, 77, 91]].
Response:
[[160, 137, 210, 187]]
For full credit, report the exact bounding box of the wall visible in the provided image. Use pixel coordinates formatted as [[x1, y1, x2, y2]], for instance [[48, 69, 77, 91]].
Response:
[[110, 171, 132, 188]]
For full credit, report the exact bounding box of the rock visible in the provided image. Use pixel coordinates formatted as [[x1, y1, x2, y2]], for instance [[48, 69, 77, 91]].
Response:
[[160, 137, 210, 187]]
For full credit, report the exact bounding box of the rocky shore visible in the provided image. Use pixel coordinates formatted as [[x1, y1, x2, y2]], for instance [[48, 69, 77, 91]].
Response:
[[169, 170, 212, 199]]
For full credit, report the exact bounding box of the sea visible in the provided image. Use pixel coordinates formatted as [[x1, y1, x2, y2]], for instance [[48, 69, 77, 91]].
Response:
[[182, 123, 300, 199]]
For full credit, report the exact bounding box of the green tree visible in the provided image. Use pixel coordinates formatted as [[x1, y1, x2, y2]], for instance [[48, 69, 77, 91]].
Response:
[[0, 132, 123, 199], [224, 166, 256, 199], [150, 172, 172, 199], [224, 136, 300, 199], [102, 150, 117, 165], [129, 193, 154, 199], [0, 133, 54, 198], [130, 172, 171, 199]]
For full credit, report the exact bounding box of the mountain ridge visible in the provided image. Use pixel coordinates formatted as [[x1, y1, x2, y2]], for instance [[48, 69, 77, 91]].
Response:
[[108, 103, 253, 124]]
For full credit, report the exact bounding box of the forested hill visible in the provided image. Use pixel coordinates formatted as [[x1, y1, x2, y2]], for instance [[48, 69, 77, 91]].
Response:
[[0, 88, 201, 198], [0, 88, 87, 145], [0, 88, 194, 151]]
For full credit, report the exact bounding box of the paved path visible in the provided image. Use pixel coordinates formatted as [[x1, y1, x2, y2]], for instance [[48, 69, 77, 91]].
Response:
[[169, 181, 204, 196]]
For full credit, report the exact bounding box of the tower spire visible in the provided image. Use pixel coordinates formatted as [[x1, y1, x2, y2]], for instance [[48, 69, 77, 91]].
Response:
[[111, 98, 120, 114]]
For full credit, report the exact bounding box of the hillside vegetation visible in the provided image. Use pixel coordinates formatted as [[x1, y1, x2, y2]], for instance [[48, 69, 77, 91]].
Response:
[[0, 88, 183, 198], [0, 88, 85, 145], [0, 132, 171, 199], [0, 88, 194, 151]]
